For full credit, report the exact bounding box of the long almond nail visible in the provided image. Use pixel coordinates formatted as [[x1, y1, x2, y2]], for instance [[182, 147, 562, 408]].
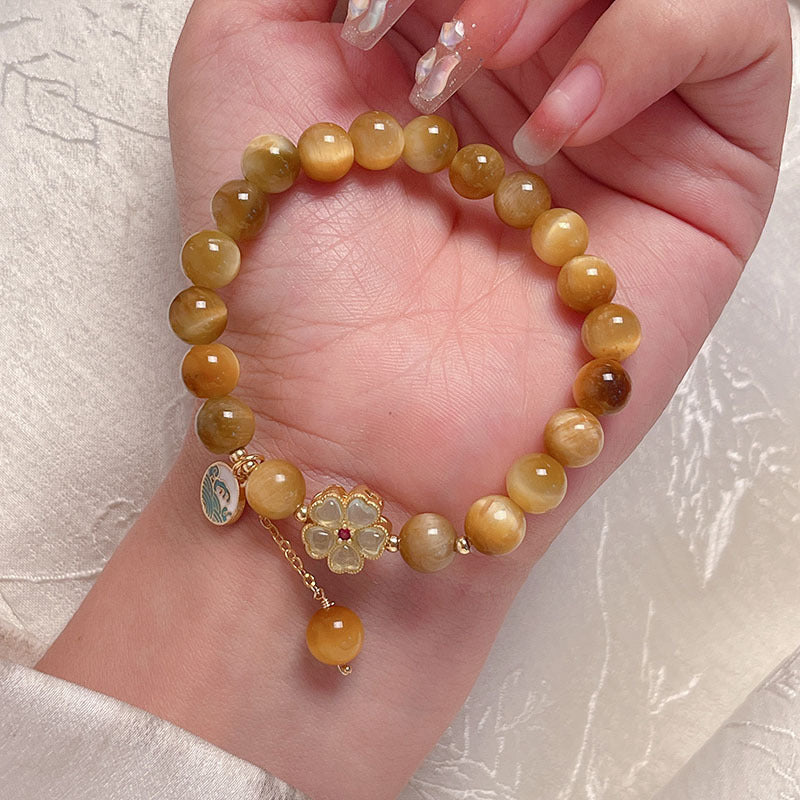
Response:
[[341, 0, 417, 50], [409, 18, 484, 113], [513, 62, 604, 166]]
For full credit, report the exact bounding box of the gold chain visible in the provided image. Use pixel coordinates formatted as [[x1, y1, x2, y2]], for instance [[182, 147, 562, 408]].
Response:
[[259, 517, 332, 608]]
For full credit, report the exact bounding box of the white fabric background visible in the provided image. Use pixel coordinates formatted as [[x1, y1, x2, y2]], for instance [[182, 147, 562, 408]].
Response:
[[1, 1, 798, 797]]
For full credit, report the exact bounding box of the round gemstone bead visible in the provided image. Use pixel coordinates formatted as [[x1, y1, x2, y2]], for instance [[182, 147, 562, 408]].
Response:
[[573, 358, 632, 416], [181, 230, 241, 289], [168, 286, 227, 345], [297, 122, 354, 182], [306, 605, 364, 666], [531, 208, 589, 267], [211, 179, 269, 241], [348, 111, 405, 171], [402, 115, 459, 174], [195, 395, 255, 454], [464, 494, 526, 555], [581, 302, 642, 361], [245, 458, 306, 519], [398, 513, 457, 573], [544, 407, 604, 468], [557, 255, 617, 313], [506, 453, 567, 514], [241, 133, 301, 194], [448, 143, 505, 199], [181, 343, 240, 398], [493, 171, 552, 228]]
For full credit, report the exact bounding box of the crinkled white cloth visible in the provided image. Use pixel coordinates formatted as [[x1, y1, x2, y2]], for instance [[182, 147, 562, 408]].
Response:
[[0, 1, 799, 798]]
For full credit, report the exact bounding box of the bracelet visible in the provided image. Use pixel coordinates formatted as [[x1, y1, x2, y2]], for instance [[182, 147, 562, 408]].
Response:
[[168, 111, 641, 675]]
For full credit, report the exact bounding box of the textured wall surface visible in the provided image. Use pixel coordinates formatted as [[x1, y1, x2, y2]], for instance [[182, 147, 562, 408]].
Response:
[[1, 2, 799, 797]]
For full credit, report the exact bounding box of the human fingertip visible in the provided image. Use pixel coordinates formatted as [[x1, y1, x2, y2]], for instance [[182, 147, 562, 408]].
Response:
[[513, 62, 604, 166]]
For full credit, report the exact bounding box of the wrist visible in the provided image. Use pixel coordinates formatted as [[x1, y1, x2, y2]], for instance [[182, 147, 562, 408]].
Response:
[[36, 436, 517, 800]]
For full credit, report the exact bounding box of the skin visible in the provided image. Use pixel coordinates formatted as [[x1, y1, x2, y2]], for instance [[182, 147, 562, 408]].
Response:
[[37, 1, 791, 798]]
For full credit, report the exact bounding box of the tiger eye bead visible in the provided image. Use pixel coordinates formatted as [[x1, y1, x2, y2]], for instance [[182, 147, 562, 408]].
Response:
[[241, 133, 301, 193], [168, 286, 228, 345], [544, 408, 604, 468], [557, 255, 617, 313], [531, 208, 589, 267], [181, 230, 241, 289], [181, 343, 240, 398], [402, 115, 459, 174], [245, 459, 306, 519], [399, 513, 457, 573], [493, 171, 552, 228], [211, 179, 269, 241], [449, 143, 505, 199], [506, 453, 567, 514], [581, 303, 642, 361], [464, 495, 527, 555], [195, 395, 255, 454], [306, 605, 364, 666], [348, 111, 405, 170], [573, 358, 632, 416], [297, 122, 354, 182]]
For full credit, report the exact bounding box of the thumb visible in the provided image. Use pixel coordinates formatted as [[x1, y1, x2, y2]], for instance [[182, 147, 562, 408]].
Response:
[[510, 0, 788, 166]]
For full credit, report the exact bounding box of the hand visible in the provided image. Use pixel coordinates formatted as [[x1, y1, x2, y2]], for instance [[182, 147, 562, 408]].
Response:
[[38, 1, 791, 799]]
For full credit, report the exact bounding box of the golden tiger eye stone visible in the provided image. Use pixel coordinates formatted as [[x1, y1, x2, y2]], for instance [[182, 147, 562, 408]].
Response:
[[195, 395, 255, 454], [181, 230, 241, 289], [297, 122, 355, 182], [493, 171, 552, 228], [573, 358, 632, 416], [464, 495, 526, 555], [399, 513, 457, 573], [531, 208, 589, 267], [544, 407, 604, 468], [581, 302, 642, 361], [211, 179, 269, 242], [241, 133, 301, 194], [306, 605, 364, 666], [449, 143, 505, 199], [506, 453, 567, 514], [402, 115, 459, 174], [348, 111, 405, 170], [557, 255, 617, 313], [245, 459, 306, 519], [181, 343, 240, 398], [168, 286, 228, 345]]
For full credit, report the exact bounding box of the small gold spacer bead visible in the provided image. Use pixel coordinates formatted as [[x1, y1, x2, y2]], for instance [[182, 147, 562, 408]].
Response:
[[338, 664, 353, 676], [455, 536, 471, 555], [386, 534, 400, 553], [294, 504, 309, 523]]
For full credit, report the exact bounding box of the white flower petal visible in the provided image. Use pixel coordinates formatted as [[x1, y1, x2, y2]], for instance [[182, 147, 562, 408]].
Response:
[[309, 496, 344, 528], [354, 526, 386, 559], [346, 497, 379, 528], [303, 526, 335, 559], [328, 542, 363, 574]]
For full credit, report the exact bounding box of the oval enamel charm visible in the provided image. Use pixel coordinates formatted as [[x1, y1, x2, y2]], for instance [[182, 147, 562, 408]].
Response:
[[200, 461, 245, 526]]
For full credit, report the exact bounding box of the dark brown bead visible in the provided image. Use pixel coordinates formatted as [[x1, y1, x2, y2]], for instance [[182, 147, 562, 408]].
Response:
[[573, 358, 632, 416]]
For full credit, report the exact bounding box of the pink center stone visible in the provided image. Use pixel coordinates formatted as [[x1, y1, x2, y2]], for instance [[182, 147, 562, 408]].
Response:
[[337, 527, 352, 540]]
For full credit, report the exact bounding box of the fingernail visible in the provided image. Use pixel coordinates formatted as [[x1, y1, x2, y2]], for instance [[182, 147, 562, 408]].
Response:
[[341, 0, 416, 50], [513, 62, 604, 166], [409, 18, 483, 114]]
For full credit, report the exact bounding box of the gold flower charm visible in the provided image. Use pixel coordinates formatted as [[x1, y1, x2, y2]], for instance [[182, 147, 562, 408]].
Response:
[[302, 485, 391, 574]]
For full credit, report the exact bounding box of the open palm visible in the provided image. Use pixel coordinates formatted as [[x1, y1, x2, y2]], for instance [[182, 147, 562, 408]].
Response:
[[165, 0, 791, 796]]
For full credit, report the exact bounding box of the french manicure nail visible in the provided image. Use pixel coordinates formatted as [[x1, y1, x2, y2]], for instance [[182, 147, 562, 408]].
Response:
[[513, 62, 604, 166], [341, 0, 417, 50], [409, 18, 483, 113]]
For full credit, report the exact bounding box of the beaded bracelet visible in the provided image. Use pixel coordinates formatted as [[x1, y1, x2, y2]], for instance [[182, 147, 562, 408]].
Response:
[[168, 111, 641, 675]]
